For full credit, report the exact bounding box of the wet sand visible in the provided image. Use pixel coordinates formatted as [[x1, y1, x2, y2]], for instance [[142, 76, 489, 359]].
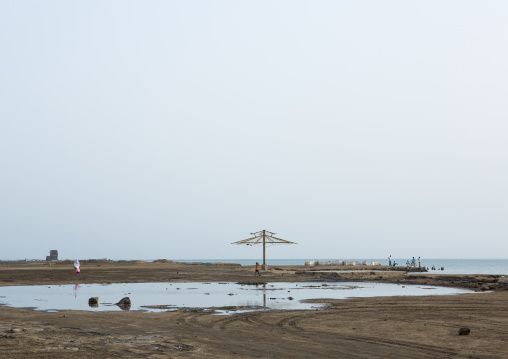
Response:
[[1, 260, 507, 358]]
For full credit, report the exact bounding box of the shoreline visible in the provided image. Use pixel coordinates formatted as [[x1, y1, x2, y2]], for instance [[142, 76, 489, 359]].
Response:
[[1, 260, 505, 292]]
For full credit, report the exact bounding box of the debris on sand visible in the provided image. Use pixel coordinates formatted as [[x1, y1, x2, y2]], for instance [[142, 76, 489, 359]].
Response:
[[458, 327, 470, 335]]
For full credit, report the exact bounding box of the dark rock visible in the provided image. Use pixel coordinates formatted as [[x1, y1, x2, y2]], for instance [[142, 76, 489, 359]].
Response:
[[88, 297, 99, 307], [117, 297, 131, 305], [116, 297, 131, 310], [458, 327, 470, 335]]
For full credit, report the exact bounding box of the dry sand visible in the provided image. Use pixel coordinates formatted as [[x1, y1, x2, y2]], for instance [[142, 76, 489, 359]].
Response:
[[1, 260, 507, 358]]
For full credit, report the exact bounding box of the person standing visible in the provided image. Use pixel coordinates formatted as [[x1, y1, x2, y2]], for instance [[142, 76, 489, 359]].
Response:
[[74, 259, 80, 276], [418, 256, 421, 268], [411, 257, 416, 267], [254, 262, 261, 276], [388, 255, 392, 266]]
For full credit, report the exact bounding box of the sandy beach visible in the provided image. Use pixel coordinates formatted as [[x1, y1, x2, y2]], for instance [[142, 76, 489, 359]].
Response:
[[1, 260, 507, 358]]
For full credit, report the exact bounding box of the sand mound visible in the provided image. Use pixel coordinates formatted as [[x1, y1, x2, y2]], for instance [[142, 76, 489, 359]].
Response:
[[152, 259, 175, 264]]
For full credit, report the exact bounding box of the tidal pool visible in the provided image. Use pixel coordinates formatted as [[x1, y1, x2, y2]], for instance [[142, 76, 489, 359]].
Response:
[[0, 282, 472, 314]]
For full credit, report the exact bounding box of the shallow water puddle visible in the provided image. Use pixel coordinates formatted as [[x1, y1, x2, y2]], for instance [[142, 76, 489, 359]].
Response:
[[0, 282, 472, 314]]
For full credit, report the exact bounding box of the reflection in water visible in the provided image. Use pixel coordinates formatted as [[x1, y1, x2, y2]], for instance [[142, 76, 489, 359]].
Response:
[[74, 284, 80, 299], [0, 282, 473, 314], [255, 283, 267, 307]]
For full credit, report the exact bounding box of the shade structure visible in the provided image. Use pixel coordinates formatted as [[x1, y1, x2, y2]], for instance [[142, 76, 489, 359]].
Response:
[[232, 230, 296, 269]]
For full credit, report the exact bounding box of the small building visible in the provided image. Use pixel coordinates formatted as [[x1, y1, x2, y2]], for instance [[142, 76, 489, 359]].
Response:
[[46, 250, 58, 261]]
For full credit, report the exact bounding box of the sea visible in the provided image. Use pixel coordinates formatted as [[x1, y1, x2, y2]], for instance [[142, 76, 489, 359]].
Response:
[[164, 258, 508, 275]]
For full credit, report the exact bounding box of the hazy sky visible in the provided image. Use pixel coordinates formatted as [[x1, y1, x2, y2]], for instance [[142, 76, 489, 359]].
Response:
[[1, 1, 507, 260]]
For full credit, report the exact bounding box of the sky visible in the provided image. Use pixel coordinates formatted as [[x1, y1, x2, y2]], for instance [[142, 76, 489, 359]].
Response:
[[1, 1, 507, 260]]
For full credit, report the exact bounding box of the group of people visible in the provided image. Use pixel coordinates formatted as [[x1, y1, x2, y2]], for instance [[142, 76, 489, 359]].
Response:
[[406, 256, 421, 268], [388, 255, 397, 266], [388, 255, 422, 268]]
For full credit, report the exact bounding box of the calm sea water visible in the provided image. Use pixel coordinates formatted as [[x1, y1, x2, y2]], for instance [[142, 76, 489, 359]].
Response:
[[166, 259, 508, 275]]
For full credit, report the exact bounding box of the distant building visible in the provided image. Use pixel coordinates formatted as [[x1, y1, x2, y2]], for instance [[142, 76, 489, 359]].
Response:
[[46, 250, 58, 261]]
